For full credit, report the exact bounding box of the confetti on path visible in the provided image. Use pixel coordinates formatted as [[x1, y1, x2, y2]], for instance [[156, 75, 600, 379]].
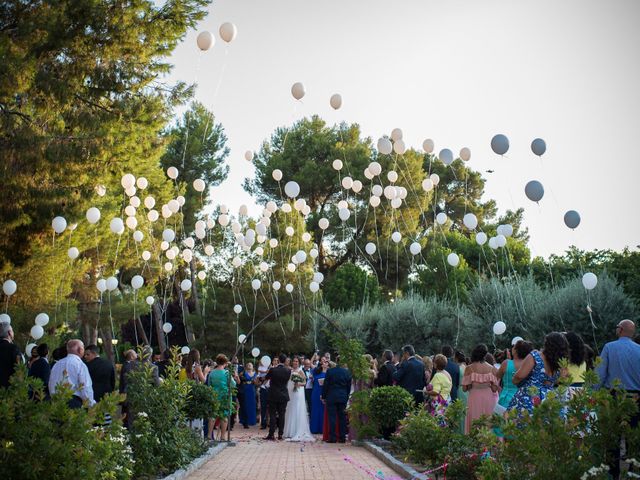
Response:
[[185, 425, 401, 480]]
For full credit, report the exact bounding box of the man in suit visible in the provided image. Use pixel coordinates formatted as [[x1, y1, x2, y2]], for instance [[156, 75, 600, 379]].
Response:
[[321, 357, 352, 443], [264, 353, 291, 440], [375, 349, 396, 387], [392, 344, 425, 405], [28, 343, 51, 399], [84, 344, 116, 402], [441, 345, 460, 402]]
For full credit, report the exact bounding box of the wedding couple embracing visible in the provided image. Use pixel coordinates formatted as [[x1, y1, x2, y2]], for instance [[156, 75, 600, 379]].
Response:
[[264, 353, 314, 441]]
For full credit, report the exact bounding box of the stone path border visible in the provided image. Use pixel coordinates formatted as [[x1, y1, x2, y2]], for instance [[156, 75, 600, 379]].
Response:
[[160, 442, 228, 480], [360, 440, 428, 480]]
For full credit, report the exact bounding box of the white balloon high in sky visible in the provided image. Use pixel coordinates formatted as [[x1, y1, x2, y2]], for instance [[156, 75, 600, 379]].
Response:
[[167, 0, 640, 258]]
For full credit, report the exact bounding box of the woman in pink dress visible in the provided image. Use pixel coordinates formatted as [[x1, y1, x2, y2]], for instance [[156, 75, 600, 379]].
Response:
[[461, 344, 499, 434]]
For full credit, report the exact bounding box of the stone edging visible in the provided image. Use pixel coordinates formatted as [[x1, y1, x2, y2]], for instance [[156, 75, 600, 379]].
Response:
[[358, 440, 428, 480], [159, 442, 228, 480]]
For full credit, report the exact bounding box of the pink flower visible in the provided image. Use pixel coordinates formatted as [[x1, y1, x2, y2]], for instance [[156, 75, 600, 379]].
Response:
[[532, 396, 541, 406]]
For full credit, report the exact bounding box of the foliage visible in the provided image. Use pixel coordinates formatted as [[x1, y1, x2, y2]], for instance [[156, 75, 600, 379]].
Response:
[[160, 101, 229, 233], [327, 329, 370, 380], [347, 389, 380, 440], [126, 359, 205, 478], [184, 380, 221, 421], [323, 263, 381, 311], [0, 366, 133, 480], [368, 386, 414, 431], [478, 371, 640, 479]]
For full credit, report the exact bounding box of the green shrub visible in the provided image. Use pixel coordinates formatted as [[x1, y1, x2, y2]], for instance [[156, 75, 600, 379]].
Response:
[[184, 380, 220, 421], [0, 366, 133, 480], [368, 386, 414, 432], [126, 359, 206, 478]]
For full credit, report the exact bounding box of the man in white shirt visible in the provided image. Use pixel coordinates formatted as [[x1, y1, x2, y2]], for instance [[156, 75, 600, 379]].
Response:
[[49, 339, 95, 408]]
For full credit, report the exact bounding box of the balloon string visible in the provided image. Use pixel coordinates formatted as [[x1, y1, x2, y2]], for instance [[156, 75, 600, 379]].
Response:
[[133, 290, 139, 345]]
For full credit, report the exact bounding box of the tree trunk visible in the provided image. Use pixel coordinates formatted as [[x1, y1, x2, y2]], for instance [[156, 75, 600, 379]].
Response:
[[100, 328, 115, 363], [152, 301, 167, 352], [135, 316, 149, 345]]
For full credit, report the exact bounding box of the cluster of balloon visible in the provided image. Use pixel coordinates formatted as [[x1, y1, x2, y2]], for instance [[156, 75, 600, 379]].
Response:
[[196, 22, 237, 51]]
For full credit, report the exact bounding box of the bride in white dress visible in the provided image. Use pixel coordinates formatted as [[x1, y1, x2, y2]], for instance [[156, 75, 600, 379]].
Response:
[[283, 357, 315, 442]]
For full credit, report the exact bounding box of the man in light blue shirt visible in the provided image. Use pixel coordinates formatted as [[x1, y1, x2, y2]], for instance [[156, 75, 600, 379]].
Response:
[[597, 319, 640, 391], [49, 339, 95, 408], [597, 319, 639, 479]]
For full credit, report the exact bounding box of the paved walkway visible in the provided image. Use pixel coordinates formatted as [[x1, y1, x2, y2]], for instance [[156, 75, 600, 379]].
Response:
[[186, 425, 403, 480]]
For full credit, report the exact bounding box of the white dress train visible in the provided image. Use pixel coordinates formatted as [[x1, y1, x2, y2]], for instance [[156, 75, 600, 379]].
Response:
[[283, 368, 315, 442]]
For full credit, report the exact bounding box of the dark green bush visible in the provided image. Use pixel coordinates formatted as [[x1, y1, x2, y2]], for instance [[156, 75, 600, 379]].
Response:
[[368, 386, 414, 431], [184, 380, 220, 421]]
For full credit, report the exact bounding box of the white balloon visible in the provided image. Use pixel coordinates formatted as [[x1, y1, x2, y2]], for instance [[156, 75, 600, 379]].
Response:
[[218, 214, 230, 227], [162, 229, 175, 243], [125, 216, 138, 230], [67, 247, 79, 260], [423, 139, 435, 153], [338, 208, 351, 221], [124, 204, 135, 216], [161, 205, 171, 218], [391, 231, 402, 243], [272, 169, 283, 181], [488, 237, 499, 249], [463, 213, 478, 230], [475, 232, 488, 246], [313, 272, 324, 283], [285, 226, 294, 236], [219, 22, 237, 43], [284, 181, 300, 198], [295, 250, 307, 264], [35, 313, 49, 327], [341, 176, 353, 189], [164, 262, 173, 272], [309, 281, 320, 293], [96, 279, 107, 293], [409, 242, 421, 255], [180, 279, 192, 291], [436, 212, 448, 225], [95, 184, 107, 197], [250, 347, 261, 358], [86, 207, 101, 224], [502, 224, 514, 237], [287, 263, 296, 272], [109, 217, 124, 235], [285, 283, 294, 293], [0, 313, 10, 324], [233, 304, 242, 314], [220, 204, 229, 214], [272, 281, 281, 291], [369, 196, 381, 207], [393, 139, 406, 155], [496, 234, 507, 248], [390, 198, 402, 209], [439, 148, 454, 165], [309, 248, 319, 259], [166, 167, 181, 182], [352, 180, 363, 193], [261, 355, 271, 367], [131, 275, 144, 290], [372, 184, 383, 197], [384, 185, 397, 200], [184, 237, 195, 249], [269, 238, 279, 248], [140, 250, 150, 262], [251, 279, 261, 290], [302, 232, 312, 243], [121, 173, 136, 189], [281, 203, 292, 213], [364, 168, 374, 180], [125, 186, 137, 197], [136, 177, 148, 190], [365, 242, 377, 255], [493, 321, 507, 335], [52, 216, 67, 234], [26, 343, 37, 358], [193, 179, 206, 192], [459, 147, 471, 161], [166, 249, 176, 260], [582, 272, 598, 290], [147, 210, 159, 222], [238, 334, 247, 344], [197, 31, 214, 50], [377, 137, 392, 155], [369, 162, 382, 176], [163, 322, 173, 333], [391, 128, 403, 141], [430, 173, 440, 186], [291, 82, 306, 100], [330, 93, 342, 110], [447, 253, 460, 267], [181, 346, 190, 355], [387, 171, 398, 183], [129, 196, 141, 208], [106, 277, 118, 291], [145, 296, 154, 306], [205, 245, 214, 256], [30, 325, 44, 340]]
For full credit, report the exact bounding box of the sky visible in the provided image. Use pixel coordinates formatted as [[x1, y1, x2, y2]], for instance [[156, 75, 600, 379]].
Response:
[[164, 0, 640, 259]]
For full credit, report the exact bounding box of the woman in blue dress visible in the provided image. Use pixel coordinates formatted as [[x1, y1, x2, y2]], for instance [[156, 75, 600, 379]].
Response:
[[238, 362, 257, 428], [508, 332, 568, 415], [310, 356, 329, 434]]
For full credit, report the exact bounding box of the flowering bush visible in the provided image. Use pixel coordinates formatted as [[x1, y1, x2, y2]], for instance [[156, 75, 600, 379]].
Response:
[[0, 366, 133, 480], [126, 359, 206, 478]]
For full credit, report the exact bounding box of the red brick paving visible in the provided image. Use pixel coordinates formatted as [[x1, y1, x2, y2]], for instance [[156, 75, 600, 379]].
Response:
[[186, 425, 403, 480]]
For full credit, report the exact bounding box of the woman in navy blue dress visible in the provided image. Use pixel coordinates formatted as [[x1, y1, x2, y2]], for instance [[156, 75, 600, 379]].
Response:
[[239, 362, 258, 428], [310, 356, 329, 434]]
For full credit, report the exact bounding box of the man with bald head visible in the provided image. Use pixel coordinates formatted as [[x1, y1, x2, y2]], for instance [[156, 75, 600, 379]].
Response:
[[49, 339, 95, 408], [597, 319, 640, 479]]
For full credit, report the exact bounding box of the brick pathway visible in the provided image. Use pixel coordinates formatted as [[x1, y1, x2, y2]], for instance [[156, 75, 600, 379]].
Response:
[[186, 425, 403, 480]]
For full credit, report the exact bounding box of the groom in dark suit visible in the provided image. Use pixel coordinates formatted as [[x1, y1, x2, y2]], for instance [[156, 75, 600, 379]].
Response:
[[264, 353, 290, 440], [321, 357, 352, 443], [392, 344, 425, 405]]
